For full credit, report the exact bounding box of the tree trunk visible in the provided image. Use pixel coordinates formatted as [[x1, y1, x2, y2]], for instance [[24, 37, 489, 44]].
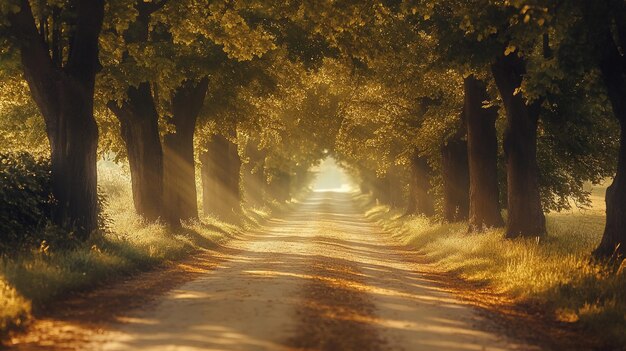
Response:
[[369, 175, 389, 205], [49, 79, 100, 238], [242, 142, 267, 206], [491, 54, 546, 238], [359, 169, 376, 196], [594, 39, 626, 259], [407, 150, 435, 216], [200, 134, 242, 222], [441, 117, 470, 222], [108, 83, 163, 221], [9, 0, 104, 239], [386, 169, 405, 208], [104, 1, 168, 221], [267, 171, 291, 202], [464, 76, 504, 230], [492, 53, 546, 238], [163, 78, 209, 226], [292, 163, 312, 195]]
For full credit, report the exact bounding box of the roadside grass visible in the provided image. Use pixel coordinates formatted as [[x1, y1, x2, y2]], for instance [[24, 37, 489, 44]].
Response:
[[0, 161, 276, 339], [360, 184, 626, 349]]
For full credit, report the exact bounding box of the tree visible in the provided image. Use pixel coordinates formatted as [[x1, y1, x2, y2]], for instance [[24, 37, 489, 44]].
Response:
[[567, 0, 626, 259], [407, 151, 435, 216], [3, 0, 105, 238], [233, 57, 348, 204], [101, 0, 277, 225], [162, 78, 209, 224], [107, 81, 164, 221], [104, 1, 168, 221], [441, 112, 469, 222], [464, 75, 504, 230], [200, 133, 241, 222], [499, 0, 621, 257], [491, 51, 546, 238]]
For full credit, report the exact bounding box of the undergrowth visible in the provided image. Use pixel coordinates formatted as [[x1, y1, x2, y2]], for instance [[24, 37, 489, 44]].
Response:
[[359, 186, 626, 349]]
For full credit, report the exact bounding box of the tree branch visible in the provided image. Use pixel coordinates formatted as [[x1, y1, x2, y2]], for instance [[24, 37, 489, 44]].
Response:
[[141, 0, 170, 16], [7, 0, 59, 123]]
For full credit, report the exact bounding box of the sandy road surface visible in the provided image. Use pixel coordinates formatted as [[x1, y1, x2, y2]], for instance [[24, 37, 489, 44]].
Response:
[[82, 191, 533, 351]]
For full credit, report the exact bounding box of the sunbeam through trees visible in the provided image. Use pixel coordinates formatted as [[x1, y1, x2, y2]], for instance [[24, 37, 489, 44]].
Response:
[[1, 1, 626, 350]]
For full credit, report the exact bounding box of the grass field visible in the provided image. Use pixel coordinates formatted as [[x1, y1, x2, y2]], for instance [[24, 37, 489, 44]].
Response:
[[361, 183, 626, 349], [0, 162, 273, 338]]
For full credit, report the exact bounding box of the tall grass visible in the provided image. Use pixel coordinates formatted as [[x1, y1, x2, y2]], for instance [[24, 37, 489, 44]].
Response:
[[360, 186, 626, 348], [0, 161, 266, 338]]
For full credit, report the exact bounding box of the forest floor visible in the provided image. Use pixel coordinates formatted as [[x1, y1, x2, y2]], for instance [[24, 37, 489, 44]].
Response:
[[3, 191, 597, 351]]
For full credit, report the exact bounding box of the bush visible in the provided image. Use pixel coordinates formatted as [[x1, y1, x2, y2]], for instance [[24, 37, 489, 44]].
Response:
[[0, 152, 53, 250]]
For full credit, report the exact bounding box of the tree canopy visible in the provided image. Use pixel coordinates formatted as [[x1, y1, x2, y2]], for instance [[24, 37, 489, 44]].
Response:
[[1, 0, 625, 260]]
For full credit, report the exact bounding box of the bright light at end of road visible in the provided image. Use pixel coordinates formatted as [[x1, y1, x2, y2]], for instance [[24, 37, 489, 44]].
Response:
[[310, 158, 356, 193]]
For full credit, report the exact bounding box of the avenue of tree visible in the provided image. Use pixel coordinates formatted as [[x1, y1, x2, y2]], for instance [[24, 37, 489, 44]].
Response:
[[0, 0, 625, 261]]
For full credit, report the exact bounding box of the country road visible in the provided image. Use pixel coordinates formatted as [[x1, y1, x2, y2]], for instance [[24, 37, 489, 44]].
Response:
[[9, 191, 537, 351], [88, 191, 531, 351]]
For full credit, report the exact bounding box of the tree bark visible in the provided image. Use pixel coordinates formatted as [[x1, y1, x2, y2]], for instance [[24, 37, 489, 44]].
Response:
[[359, 169, 376, 197], [594, 36, 626, 259], [50, 81, 100, 238], [105, 1, 168, 221], [200, 134, 242, 222], [407, 150, 435, 216], [267, 171, 291, 203], [491, 54, 546, 238], [387, 169, 405, 208], [9, 0, 104, 239], [464, 76, 504, 230], [441, 115, 470, 222], [163, 78, 209, 226], [108, 83, 164, 221], [371, 176, 389, 205], [242, 142, 267, 206]]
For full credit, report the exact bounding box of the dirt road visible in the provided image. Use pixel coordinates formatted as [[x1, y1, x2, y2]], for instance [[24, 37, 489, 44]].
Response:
[[72, 191, 529, 351]]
